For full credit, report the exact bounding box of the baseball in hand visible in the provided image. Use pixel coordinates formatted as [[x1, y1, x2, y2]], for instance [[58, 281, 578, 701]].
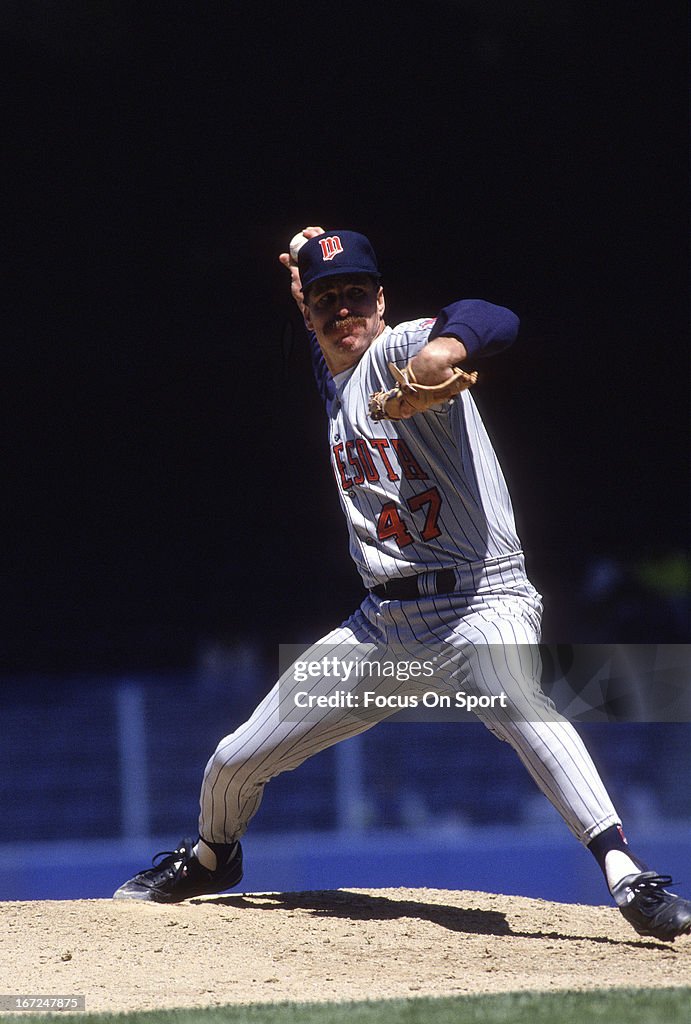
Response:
[[289, 232, 308, 265]]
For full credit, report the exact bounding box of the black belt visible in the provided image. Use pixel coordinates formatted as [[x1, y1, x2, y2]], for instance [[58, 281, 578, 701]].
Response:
[[371, 568, 457, 601]]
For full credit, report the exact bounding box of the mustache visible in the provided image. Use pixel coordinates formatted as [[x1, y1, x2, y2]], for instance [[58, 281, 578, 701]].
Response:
[[325, 315, 367, 333]]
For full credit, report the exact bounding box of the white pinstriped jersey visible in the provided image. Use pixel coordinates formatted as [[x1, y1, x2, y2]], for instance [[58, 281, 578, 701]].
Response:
[[328, 317, 523, 589]]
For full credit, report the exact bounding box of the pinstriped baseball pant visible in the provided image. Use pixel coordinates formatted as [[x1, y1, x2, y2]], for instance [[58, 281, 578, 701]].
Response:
[[198, 577, 621, 846]]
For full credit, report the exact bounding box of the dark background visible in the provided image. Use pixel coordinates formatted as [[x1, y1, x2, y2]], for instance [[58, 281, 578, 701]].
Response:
[[4, 1, 688, 674]]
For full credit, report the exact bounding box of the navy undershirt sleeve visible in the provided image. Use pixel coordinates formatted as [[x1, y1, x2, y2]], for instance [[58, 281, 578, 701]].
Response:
[[308, 330, 336, 407], [428, 299, 520, 358]]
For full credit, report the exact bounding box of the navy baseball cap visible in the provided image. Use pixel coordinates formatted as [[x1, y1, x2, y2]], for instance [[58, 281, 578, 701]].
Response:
[[298, 230, 381, 295]]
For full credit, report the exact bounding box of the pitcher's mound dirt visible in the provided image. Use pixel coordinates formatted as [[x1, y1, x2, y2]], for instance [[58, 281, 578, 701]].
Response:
[[1, 888, 689, 1014]]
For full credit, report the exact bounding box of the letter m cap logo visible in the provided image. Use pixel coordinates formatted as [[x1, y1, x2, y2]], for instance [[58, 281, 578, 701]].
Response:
[[318, 235, 344, 261]]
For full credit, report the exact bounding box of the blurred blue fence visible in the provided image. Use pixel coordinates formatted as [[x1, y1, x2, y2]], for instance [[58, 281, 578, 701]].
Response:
[[1, 674, 689, 902]]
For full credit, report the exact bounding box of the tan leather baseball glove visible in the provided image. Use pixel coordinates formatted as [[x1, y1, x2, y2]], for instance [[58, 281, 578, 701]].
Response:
[[368, 361, 478, 421]]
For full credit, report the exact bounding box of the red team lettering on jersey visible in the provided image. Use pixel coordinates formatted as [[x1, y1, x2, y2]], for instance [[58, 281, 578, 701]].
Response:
[[330, 436, 440, 551], [331, 436, 428, 489]]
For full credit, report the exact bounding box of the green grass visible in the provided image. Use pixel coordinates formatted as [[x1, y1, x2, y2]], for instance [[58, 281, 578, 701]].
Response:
[[2, 988, 689, 1024]]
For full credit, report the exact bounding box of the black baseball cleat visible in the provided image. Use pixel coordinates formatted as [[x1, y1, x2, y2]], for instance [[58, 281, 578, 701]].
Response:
[[612, 871, 691, 941], [113, 837, 243, 903]]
